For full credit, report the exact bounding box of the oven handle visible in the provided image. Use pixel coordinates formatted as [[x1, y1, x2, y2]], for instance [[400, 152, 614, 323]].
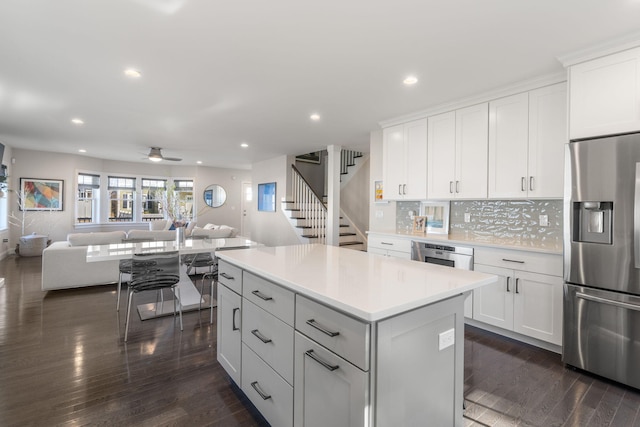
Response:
[[576, 292, 640, 312]]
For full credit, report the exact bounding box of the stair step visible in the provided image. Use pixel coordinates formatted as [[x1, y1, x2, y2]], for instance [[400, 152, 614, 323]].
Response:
[[301, 234, 319, 239], [285, 208, 301, 212], [340, 232, 356, 237], [340, 241, 363, 247]]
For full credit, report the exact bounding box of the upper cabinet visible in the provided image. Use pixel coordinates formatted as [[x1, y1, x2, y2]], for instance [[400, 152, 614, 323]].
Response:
[[382, 118, 427, 200], [428, 103, 489, 199], [569, 46, 640, 140], [488, 83, 567, 199]]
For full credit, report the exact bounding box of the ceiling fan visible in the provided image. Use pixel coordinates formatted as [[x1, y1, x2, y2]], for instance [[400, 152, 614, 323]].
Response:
[[147, 147, 182, 162]]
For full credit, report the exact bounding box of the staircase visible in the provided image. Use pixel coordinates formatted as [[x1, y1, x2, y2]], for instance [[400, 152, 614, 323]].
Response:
[[283, 154, 366, 251]]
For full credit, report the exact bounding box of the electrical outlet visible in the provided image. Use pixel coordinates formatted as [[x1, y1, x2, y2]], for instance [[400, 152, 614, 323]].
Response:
[[438, 328, 455, 351], [375, 210, 383, 219], [2, 238, 7, 243], [464, 213, 471, 223], [539, 214, 549, 227]]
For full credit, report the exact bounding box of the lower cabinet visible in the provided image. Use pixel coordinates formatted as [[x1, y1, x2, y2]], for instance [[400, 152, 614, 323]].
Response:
[[217, 284, 242, 385], [473, 248, 563, 346], [293, 332, 369, 427]]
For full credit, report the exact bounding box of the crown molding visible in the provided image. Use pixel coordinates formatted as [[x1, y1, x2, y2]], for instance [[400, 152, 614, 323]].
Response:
[[378, 71, 567, 128], [557, 31, 640, 67]]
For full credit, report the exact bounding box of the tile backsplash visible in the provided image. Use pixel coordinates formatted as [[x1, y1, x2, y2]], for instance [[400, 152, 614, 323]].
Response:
[[397, 200, 563, 244]]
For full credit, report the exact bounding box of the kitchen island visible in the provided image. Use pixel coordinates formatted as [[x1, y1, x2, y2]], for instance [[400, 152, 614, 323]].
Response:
[[216, 244, 497, 427]]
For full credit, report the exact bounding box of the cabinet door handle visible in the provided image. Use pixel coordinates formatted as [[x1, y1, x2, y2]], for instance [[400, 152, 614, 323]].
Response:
[[455, 181, 460, 193], [251, 329, 272, 344], [398, 184, 402, 195], [220, 273, 234, 280], [232, 307, 240, 331], [449, 181, 454, 194], [251, 290, 273, 301], [250, 381, 272, 400], [521, 177, 526, 192], [403, 184, 407, 195], [529, 176, 534, 192], [502, 258, 525, 264], [305, 349, 339, 372], [306, 319, 340, 337], [515, 278, 520, 294], [506, 277, 510, 292]]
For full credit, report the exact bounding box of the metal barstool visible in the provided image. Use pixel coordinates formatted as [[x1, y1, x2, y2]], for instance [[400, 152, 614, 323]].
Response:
[[199, 256, 219, 324], [124, 251, 183, 341]]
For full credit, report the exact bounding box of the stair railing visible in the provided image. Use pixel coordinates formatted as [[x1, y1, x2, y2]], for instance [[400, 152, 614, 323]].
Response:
[[291, 164, 326, 244]]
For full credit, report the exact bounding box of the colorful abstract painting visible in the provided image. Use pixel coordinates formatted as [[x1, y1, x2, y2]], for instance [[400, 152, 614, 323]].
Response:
[[20, 178, 64, 211]]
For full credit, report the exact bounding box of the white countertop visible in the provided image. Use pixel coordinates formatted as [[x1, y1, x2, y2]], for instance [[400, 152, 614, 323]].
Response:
[[216, 244, 497, 322], [86, 237, 259, 262], [368, 230, 563, 255]]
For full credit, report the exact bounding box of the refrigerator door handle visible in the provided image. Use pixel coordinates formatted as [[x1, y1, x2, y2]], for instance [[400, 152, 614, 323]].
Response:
[[576, 291, 640, 312], [635, 163, 640, 268]]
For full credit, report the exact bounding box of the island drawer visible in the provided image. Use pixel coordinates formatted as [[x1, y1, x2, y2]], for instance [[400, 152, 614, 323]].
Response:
[[474, 247, 562, 276], [218, 260, 243, 294], [242, 299, 294, 385], [367, 235, 411, 253], [295, 295, 370, 371], [243, 271, 295, 326], [242, 344, 293, 427]]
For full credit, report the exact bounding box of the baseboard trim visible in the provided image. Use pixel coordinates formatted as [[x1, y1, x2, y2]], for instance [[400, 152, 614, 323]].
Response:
[[465, 318, 562, 354]]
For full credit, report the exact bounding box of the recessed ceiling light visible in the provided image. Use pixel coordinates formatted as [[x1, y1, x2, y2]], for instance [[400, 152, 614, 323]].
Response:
[[71, 118, 84, 125], [124, 68, 142, 78], [240, 143, 249, 148], [403, 76, 418, 85], [196, 160, 203, 164], [310, 113, 321, 121], [78, 149, 87, 153]]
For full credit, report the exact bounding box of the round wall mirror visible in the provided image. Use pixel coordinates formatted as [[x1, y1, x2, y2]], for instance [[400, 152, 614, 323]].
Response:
[[203, 184, 227, 208]]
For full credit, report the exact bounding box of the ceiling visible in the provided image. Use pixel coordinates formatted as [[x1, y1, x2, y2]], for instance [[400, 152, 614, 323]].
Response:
[[1, 1, 639, 170]]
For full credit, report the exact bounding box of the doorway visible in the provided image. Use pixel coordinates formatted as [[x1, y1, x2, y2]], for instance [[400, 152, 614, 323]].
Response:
[[241, 182, 252, 238]]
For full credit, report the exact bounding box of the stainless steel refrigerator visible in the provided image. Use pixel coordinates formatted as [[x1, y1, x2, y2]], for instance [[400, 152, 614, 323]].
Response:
[[564, 132, 640, 389]]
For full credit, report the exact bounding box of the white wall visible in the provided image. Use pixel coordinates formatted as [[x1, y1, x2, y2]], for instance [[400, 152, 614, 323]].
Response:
[[250, 155, 299, 247], [7, 148, 250, 248], [341, 156, 370, 235], [368, 130, 396, 232]]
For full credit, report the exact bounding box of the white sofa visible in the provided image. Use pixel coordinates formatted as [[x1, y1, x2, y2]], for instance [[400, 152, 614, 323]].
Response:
[[42, 229, 177, 291]]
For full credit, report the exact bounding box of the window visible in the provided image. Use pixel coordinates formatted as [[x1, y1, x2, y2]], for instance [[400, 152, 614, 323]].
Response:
[[141, 179, 166, 221], [108, 176, 135, 222], [76, 173, 100, 223], [174, 180, 194, 222]]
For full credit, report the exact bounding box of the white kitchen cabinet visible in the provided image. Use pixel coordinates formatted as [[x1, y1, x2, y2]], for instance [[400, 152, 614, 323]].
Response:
[[488, 93, 530, 198], [569, 46, 640, 140], [366, 234, 411, 259], [382, 118, 427, 200], [527, 83, 567, 198], [217, 284, 242, 385], [488, 84, 567, 199], [473, 249, 563, 346], [428, 104, 489, 199]]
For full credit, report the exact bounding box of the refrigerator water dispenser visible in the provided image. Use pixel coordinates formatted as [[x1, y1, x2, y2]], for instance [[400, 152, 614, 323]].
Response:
[[573, 201, 613, 244]]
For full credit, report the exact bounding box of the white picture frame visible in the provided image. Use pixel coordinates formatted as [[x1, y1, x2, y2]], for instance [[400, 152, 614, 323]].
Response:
[[420, 201, 450, 234]]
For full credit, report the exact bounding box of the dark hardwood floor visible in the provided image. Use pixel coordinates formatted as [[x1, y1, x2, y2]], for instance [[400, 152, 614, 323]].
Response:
[[1, 255, 639, 426]]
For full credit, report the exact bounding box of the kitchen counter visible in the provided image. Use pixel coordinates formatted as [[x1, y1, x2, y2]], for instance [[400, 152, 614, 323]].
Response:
[[216, 243, 498, 426], [216, 243, 496, 321], [368, 229, 563, 255]]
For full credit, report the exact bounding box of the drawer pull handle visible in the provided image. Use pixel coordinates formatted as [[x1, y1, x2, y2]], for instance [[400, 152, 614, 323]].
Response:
[[306, 319, 340, 337], [502, 258, 525, 264], [251, 329, 272, 344], [251, 290, 273, 301], [220, 273, 234, 280], [305, 349, 339, 372], [250, 381, 272, 400], [232, 308, 240, 331], [381, 242, 393, 246]]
